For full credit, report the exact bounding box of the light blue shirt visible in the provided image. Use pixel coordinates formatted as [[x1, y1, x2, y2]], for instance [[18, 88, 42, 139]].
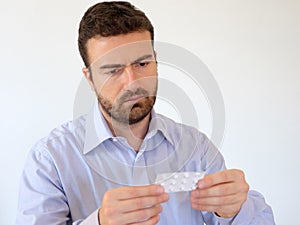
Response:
[[16, 103, 275, 225]]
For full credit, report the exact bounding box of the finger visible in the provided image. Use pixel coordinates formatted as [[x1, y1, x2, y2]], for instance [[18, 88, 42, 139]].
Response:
[[190, 193, 243, 206], [106, 184, 165, 201], [128, 215, 160, 225], [123, 204, 163, 224], [191, 182, 248, 198], [197, 169, 245, 189], [191, 201, 242, 217], [119, 193, 169, 212]]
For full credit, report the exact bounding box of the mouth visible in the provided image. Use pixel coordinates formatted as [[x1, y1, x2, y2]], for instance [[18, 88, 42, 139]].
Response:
[[123, 95, 147, 104]]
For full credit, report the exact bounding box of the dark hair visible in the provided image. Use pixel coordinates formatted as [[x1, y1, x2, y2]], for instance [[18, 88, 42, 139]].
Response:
[[78, 1, 154, 67]]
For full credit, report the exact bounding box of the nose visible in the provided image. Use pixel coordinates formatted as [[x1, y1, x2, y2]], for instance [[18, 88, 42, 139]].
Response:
[[123, 65, 139, 84]]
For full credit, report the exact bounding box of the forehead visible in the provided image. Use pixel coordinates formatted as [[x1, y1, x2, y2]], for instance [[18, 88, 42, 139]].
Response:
[[87, 31, 154, 66]]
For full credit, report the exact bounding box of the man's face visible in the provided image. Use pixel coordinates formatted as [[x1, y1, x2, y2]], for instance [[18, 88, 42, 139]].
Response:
[[84, 31, 157, 125]]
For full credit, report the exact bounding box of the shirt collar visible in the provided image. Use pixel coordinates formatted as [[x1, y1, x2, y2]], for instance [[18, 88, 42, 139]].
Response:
[[83, 102, 113, 154], [83, 102, 174, 154], [147, 110, 174, 146]]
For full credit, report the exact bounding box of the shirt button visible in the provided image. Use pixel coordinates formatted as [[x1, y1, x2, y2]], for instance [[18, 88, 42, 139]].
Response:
[[112, 138, 118, 142]]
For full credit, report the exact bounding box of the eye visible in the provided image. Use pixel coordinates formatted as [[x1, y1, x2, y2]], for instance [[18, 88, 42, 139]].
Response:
[[105, 67, 123, 76], [133, 61, 150, 69], [139, 62, 149, 67]]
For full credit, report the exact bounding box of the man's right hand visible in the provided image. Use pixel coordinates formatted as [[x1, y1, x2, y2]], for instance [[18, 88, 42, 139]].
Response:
[[98, 185, 169, 225]]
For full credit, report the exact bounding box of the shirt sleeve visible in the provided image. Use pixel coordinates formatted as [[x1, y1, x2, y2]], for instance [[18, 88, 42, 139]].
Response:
[[15, 145, 100, 225], [228, 190, 275, 225], [74, 210, 100, 225], [202, 191, 275, 225], [201, 137, 275, 225]]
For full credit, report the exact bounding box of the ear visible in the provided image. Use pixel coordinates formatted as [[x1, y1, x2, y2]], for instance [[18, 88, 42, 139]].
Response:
[[82, 67, 95, 92]]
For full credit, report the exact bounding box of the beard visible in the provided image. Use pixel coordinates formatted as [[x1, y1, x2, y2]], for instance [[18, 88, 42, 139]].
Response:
[[98, 87, 157, 125]]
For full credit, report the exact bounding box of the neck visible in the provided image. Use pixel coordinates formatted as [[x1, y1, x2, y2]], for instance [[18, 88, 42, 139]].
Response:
[[102, 110, 151, 152]]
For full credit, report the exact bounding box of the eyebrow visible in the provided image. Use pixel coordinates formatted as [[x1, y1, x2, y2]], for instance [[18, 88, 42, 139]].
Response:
[[99, 54, 154, 70]]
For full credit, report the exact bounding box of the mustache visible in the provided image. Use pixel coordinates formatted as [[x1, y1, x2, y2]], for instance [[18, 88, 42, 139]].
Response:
[[118, 88, 149, 102]]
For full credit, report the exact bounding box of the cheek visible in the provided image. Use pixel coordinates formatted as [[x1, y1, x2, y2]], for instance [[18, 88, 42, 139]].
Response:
[[142, 75, 157, 91], [95, 81, 123, 101]]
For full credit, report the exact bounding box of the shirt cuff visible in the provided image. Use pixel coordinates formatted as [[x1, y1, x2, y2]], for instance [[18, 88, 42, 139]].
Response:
[[80, 209, 100, 225], [215, 213, 235, 225], [215, 191, 258, 225]]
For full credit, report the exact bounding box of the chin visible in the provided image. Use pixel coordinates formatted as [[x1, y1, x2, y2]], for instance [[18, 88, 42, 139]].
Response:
[[128, 107, 152, 125]]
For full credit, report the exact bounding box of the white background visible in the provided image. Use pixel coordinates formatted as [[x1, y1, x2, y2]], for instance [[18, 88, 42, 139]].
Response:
[[1, 0, 299, 224]]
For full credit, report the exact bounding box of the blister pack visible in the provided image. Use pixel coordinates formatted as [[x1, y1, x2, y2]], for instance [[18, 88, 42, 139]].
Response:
[[155, 171, 205, 193]]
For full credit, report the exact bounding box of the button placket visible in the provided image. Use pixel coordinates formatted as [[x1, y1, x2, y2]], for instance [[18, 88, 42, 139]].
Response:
[[134, 151, 144, 163], [132, 153, 150, 185]]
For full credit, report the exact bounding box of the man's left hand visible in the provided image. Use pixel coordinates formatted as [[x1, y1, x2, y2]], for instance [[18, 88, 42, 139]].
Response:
[[190, 169, 249, 218]]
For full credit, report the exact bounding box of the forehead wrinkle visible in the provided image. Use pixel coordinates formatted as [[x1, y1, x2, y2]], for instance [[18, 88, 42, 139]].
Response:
[[132, 54, 154, 63], [99, 53, 154, 70], [99, 63, 124, 69]]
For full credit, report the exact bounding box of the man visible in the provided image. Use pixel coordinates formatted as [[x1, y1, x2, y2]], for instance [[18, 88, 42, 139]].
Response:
[[16, 1, 275, 224]]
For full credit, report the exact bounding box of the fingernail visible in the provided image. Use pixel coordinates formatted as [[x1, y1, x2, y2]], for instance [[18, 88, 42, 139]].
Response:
[[193, 190, 199, 197], [157, 185, 164, 194], [198, 180, 205, 189], [163, 193, 169, 201]]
